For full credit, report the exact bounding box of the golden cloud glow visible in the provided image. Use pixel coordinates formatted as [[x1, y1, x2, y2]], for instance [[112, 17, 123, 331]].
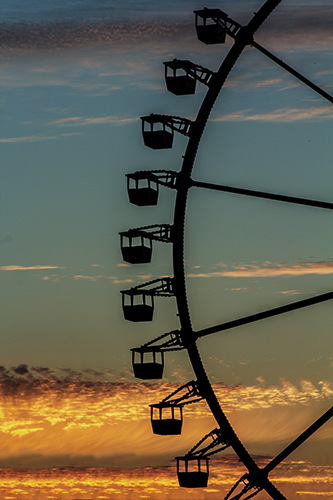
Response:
[[33, 260, 332, 286], [0, 366, 331, 470], [0, 460, 331, 500], [187, 261, 333, 279], [0, 265, 63, 271]]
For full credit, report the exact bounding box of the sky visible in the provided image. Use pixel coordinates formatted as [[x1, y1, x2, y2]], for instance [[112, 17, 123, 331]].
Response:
[[0, 0, 332, 498]]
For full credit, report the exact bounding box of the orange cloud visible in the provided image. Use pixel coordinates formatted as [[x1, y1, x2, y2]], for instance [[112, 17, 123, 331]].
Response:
[[0, 366, 331, 470], [73, 274, 97, 281], [0, 459, 331, 500], [0, 265, 63, 271], [187, 261, 333, 279]]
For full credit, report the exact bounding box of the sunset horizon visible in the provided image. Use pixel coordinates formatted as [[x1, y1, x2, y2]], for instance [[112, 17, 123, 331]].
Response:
[[1, 0, 332, 497]]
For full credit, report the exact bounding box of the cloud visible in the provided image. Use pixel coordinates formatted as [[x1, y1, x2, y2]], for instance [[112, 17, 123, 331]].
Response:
[[0, 133, 81, 143], [212, 105, 333, 123], [187, 261, 333, 279], [0, 366, 331, 470], [0, 365, 331, 420], [0, 19, 191, 51], [111, 278, 135, 284], [73, 275, 97, 281], [1, 4, 333, 53], [0, 135, 57, 143], [4, 261, 332, 285], [50, 115, 137, 127], [0, 458, 330, 497], [254, 78, 284, 87], [0, 265, 63, 271]]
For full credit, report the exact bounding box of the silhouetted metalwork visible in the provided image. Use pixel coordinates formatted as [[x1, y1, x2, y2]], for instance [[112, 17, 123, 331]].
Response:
[[126, 170, 178, 206], [184, 428, 230, 458], [164, 59, 214, 95], [120, 233, 152, 264], [176, 428, 230, 487], [121, 277, 174, 322], [224, 475, 261, 500], [131, 349, 164, 379], [150, 381, 203, 435], [226, 405, 333, 500], [177, 456, 209, 488], [120, 224, 172, 264], [121, 289, 154, 322], [151, 405, 183, 435], [194, 8, 333, 103], [194, 8, 242, 44], [191, 179, 333, 210], [264, 404, 333, 474], [120, 1, 332, 498], [251, 40, 333, 104], [126, 171, 159, 206], [132, 330, 184, 353], [141, 114, 192, 149], [131, 330, 183, 379], [195, 291, 333, 339]]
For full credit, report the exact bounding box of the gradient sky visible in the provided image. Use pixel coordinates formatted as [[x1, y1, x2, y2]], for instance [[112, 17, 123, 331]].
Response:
[[0, 0, 332, 494]]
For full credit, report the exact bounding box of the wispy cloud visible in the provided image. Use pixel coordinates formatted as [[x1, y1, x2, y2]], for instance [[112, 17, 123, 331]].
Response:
[[50, 115, 137, 127], [73, 274, 97, 281], [253, 78, 284, 87], [0, 265, 63, 271], [0, 19, 191, 51], [0, 366, 331, 470], [213, 105, 333, 123], [0, 135, 57, 143], [0, 365, 331, 422], [1, 4, 333, 52], [187, 261, 333, 279], [0, 133, 81, 143]]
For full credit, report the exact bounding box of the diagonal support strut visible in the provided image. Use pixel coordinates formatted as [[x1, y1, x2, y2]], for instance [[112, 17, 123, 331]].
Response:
[[195, 291, 333, 339], [190, 179, 333, 210], [251, 40, 333, 104]]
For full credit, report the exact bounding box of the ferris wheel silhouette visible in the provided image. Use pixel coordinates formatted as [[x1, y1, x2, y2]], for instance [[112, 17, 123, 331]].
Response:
[[119, 1, 333, 498]]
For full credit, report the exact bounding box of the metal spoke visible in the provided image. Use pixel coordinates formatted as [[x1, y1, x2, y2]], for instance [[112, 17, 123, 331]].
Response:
[[195, 291, 333, 339], [251, 40, 333, 104], [121, 2, 330, 498], [191, 179, 333, 210], [265, 405, 333, 473]]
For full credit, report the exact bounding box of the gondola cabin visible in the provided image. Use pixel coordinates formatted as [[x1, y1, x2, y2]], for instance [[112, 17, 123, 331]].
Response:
[[164, 61, 196, 95], [127, 173, 159, 206], [120, 232, 153, 264], [177, 456, 209, 488], [132, 349, 164, 379], [141, 116, 174, 149], [195, 9, 226, 45], [150, 405, 183, 435], [122, 290, 154, 322]]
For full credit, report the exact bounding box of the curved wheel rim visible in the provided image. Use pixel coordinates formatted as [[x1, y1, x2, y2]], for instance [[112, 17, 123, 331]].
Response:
[[173, 0, 294, 497], [121, 0, 333, 498]]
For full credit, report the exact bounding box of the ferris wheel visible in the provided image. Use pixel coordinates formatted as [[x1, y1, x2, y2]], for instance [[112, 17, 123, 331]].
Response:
[[119, 1, 333, 498]]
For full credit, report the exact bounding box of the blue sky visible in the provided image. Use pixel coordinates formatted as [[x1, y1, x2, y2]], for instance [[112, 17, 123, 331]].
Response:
[[0, 0, 332, 469]]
